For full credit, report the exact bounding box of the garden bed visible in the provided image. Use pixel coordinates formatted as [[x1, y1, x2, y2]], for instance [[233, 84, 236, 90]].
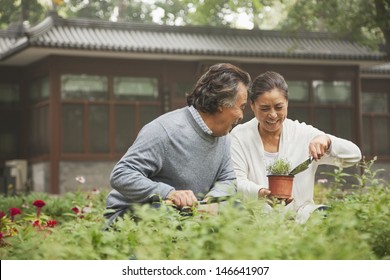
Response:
[[1, 160, 389, 260]]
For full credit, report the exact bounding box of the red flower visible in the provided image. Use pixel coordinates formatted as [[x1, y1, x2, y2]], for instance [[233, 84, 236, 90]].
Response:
[[71, 207, 80, 214], [9, 208, 21, 216], [0, 211, 5, 219], [46, 220, 57, 228], [9, 208, 21, 222], [33, 200, 46, 218], [32, 220, 40, 227], [33, 200, 46, 208]]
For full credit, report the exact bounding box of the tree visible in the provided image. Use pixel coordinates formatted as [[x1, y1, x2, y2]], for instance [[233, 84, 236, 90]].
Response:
[[58, 0, 116, 20], [153, 0, 189, 25], [279, 0, 389, 54], [115, 0, 154, 23], [0, 0, 45, 29], [374, 0, 390, 54], [0, 0, 387, 54]]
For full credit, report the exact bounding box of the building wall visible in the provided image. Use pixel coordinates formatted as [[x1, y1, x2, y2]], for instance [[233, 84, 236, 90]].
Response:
[[59, 161, 115, 193], [2, 56, 389, 195], [373, 162, 390, 184], [31, 162, 50, 193]]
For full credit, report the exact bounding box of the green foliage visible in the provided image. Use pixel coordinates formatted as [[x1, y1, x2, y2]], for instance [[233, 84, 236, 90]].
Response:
[[0, 0, 45, 28], [0, 160, 389, 260], [280, 0, 388, 52], [266, 158, 291, 175], [1, 0, 387, 54], [60, 0, 117, 20], [351, 156, 386, 189]]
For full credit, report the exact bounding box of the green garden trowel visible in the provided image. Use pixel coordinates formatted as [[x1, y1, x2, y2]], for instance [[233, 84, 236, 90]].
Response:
[[289, 157, 313, 176]]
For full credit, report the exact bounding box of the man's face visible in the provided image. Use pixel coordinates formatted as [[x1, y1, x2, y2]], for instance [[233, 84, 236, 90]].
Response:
[[212, 82, 248, 137]]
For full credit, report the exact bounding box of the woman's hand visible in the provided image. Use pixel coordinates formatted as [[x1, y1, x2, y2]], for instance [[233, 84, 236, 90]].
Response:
[[259, 188, 293, 206], [309, 135, 331, 160], [258, 187, 271, 198]]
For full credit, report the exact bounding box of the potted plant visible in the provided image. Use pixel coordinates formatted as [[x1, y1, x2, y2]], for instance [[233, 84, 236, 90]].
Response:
[[266, 158, 294, 199]]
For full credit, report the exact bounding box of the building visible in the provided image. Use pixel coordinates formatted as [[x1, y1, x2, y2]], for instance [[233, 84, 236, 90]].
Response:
[[0, 11, 389, 194]]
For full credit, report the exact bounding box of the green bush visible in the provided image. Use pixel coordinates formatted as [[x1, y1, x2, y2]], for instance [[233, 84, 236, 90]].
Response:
[[0, 159, 389, 260]]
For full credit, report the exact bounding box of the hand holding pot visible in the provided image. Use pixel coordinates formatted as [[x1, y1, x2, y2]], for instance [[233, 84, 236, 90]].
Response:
[[259, 187, 293, 206]]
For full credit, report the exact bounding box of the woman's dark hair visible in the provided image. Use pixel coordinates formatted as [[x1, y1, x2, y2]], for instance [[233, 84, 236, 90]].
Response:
[[250, 71, 288, 103], [186, 63, 251, 113]]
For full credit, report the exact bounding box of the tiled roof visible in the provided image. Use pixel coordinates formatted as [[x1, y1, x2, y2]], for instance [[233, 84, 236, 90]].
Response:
[[0, 12, 387, 62]]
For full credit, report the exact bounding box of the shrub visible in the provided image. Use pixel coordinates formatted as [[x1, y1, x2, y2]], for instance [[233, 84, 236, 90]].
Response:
[[266, 158, 291, 175], [0, 159, 389, 260]]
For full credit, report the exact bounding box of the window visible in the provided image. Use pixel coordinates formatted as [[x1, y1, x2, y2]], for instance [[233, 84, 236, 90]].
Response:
[[30, 106, 49, 156], [171, 81, 193, 110], [313, 81, 352, 104], [0, 113, 20, 158], [362, 91, 390, 156], [60, 74, 162, 155], [288, 81, 309, 103], [88, 105, 109, 153], [61, 75, 108, 100], [114, 77, 158, 100], [115, 105, 136, 153], [286, 80, 355, 141], [173, 81, 192, 98], [362, 92, 388, 113], [286, 80, 310, 124], [0, 84, 19, 103], [61, 74, 109, 154], [0, 84, 20, 158], [28, 78, 50, 156], [30, 77, 50, 102], [62, 104, 83, 153]]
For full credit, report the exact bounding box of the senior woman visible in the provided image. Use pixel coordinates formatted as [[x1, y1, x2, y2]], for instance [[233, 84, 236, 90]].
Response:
[[230, 71, 361, 223]]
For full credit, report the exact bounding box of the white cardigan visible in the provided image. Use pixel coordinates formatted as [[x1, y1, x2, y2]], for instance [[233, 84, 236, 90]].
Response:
[[230, 118, 362, 221]]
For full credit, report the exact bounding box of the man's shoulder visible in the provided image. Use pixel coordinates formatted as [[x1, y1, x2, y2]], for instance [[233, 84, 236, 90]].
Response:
[[156, 107, 188, 123]]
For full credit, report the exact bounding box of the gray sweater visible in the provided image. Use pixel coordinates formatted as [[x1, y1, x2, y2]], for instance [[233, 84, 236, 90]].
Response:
[[106, 107, 237, 219]]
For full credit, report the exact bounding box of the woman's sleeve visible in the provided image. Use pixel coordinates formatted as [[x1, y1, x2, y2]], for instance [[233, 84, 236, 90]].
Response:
[[321, 134, 362, 167], [230, 133, 262, 200]]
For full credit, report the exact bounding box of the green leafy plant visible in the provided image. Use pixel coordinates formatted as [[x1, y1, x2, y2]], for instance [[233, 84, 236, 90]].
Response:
[[351, 156, 385, 189], [0, 163, 389, 260], [266, 158, 292, 175]]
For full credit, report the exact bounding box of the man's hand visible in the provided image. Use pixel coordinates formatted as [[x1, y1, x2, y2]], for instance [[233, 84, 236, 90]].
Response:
[[309, 135, 331, 161], [167, 190, 198, 208]]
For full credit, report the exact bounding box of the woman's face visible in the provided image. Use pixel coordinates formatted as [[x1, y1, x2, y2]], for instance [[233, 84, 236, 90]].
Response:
[[250, 88, 288, 134]]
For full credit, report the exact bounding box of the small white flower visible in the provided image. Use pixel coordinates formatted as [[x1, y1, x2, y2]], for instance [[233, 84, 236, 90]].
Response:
[[91, 188, 100, 195], [317, 178, 328, 184], [75, 176, 86, 184], [82, 206, 92, 213]]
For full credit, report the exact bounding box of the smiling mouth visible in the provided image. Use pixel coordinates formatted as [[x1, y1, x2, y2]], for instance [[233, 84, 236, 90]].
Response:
[[266, 119, 278, 125]]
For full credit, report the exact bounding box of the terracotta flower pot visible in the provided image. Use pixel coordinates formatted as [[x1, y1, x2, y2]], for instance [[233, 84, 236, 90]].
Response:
[[267, 175, 294, 199]]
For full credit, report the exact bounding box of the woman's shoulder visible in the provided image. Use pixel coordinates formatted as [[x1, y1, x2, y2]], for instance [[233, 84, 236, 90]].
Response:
[[231, 117, 257, 135], [283, 118, 324, 136]]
